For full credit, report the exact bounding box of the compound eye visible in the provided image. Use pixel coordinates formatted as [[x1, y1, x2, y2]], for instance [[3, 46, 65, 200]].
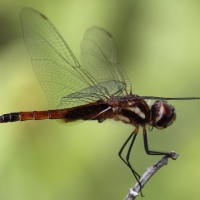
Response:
[[152, 101, 176, 130]]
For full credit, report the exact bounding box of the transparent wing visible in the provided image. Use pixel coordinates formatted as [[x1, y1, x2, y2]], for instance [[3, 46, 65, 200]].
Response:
[[81, 26, 132, 95], [21, 8, 98, 109], [20, 8, 131, 109], [57, 80, 125, 108]]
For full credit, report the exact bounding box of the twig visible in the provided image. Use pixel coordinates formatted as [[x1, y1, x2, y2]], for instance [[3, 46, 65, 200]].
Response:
[[124, 151, 179, 200]]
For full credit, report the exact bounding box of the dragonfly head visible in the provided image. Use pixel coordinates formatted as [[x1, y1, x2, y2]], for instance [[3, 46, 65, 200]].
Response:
[[151, 100, 176, 130]]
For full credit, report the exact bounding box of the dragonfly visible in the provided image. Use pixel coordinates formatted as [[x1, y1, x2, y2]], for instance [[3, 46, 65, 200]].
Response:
[[1, 8, 200, 192]]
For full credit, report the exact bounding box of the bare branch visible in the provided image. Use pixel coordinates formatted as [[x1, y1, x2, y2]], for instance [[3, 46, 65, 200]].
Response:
[[124, 151, 179, 200]]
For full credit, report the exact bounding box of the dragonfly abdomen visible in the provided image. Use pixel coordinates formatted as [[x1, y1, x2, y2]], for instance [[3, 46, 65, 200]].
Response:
[[0, 113, 20, 123], [0, 110, 66, 123], [0, 103, 112, 123]]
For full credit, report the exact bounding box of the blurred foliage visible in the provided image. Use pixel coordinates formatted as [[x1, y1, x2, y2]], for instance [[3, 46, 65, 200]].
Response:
[[0, 0, 200, 199]]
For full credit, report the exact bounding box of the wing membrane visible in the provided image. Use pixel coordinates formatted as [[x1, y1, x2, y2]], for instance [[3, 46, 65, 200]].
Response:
[[20, 8, 131, 109], [81, 27, 132, 95]]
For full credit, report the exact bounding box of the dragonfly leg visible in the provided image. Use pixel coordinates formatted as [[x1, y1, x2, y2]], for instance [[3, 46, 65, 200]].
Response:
[[143, 127, 176, 160], [118, 127, 144, 196]]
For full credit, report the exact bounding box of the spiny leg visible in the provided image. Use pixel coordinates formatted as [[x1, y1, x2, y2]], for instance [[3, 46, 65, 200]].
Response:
[[143, 127, 176, 159], [118, 127, 144, 196]]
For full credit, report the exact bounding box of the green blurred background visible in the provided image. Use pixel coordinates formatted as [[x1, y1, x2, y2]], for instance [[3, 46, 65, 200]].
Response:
[[1, 0, 200, 199]]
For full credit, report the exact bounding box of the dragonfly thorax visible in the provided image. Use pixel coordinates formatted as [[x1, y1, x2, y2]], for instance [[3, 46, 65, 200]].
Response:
[[109, 96, 151, 127]]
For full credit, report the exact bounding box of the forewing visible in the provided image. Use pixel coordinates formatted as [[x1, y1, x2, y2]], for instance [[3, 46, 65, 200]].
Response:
[[81, 26, 132, 96]]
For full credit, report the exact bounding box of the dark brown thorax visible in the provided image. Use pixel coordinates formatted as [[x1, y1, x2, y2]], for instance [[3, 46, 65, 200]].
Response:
[[106, 95, 151, 127]]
